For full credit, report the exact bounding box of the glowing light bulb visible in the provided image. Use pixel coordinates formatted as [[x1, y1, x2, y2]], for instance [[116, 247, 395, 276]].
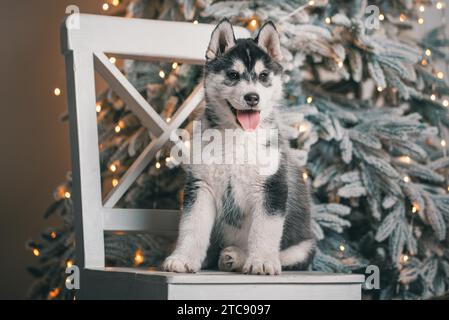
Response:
[[403, 176, 410, 183], [443, 100, 449, 107], [48, 288, 60, 299], [377, 86, 383, 92], [299, 123, 308, 133], [109, 164, 117, 172], [193, 20, 198, 24], [339, 244, 345, 252], [165, 157, 171, 163], [109, 56, 116, 64], [112, 0, 120, 6], [134, 250, 144, 265], [50, 231, 57, 239], [64, 191, 71, 199], [430, 94, 436, 101], [399, 155, 411, 164], [437, 72, 444, 79], [112, 179, 119, 187], [159, 70, 165, 78], [337, 60, 344, 68], [302, 172, 308, 181], [308, 0, 315, 5], [155, 162, 161, 169], [66, 260, 73, 268], [325, 17, 331, 24], [399, 14, 407, 22], [401, 254, 409, 263], [54, 88, 61, 96], [418, 18, 424, 24], [96, 103, 102, 113], [421, 59, 427, 66], [33, 248, 40, 257], [172, 62, 178, 70], [436, 2, 444, 10], [425, 49, 432, 57], [379, 14, 385, 21], [114, 125, 121, 133], [166, 117, 171, 123], [441, 139, 446, 147], [306, 96, 313, 104], [419, 5, 425, 12]]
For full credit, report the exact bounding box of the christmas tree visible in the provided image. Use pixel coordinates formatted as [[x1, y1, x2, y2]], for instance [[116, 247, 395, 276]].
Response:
[[27, 0, 449, 300]]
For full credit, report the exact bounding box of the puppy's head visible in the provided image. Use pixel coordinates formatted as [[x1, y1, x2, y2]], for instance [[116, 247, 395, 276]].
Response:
[[204, 19, 283, 131]]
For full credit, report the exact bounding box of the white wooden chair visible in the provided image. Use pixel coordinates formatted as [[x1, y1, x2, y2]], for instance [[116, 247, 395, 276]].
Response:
[[61, 13, 364, 300]]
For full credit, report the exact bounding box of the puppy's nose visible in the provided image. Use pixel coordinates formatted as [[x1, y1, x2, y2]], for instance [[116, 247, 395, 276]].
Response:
[[244, 93, 259, 107]]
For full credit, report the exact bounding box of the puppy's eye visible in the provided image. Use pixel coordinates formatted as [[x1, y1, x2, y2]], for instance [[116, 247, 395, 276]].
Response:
[[226, 71, 239, 80], [259, 71, 270, 82]]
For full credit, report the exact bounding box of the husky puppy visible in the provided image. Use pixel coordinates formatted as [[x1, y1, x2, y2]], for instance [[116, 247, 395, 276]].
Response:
[[162, 19, 315, 275]]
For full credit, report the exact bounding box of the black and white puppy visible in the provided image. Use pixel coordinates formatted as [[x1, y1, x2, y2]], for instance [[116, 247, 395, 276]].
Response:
[[162, 19, 315, 275]]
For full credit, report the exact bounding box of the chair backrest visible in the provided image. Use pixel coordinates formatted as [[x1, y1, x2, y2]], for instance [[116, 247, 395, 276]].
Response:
[[61, 14, 250, 269]]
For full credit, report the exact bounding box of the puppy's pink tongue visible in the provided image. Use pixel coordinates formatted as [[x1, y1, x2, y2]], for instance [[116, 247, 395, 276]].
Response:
[[236, 110, 260, 131]]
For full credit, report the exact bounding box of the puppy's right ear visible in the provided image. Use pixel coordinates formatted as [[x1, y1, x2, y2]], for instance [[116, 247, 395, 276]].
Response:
[[206, 19, 236, 61]]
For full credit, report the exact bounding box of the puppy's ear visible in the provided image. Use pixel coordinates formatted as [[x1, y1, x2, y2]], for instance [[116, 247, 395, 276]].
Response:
[[255, 21, 282, 62], [206, 19, 236, 61]]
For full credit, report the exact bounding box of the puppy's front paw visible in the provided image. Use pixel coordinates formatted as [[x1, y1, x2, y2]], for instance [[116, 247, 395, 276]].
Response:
[[162, 255, 201, 273], [243, 255, 281, 275], [218, 246, 245, 272]]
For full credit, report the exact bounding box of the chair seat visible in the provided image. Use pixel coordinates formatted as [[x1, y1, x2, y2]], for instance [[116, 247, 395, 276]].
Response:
[[80, 267, 365, 300]]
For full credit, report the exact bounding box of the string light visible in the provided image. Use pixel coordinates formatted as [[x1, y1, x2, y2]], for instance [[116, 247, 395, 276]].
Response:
[[302, 172, 308, 181], [155, 162, 161, 169], [193, 20, 198, 24], [109, 56, 116, 64], [48, 288, 60, 299], [412, 204, 419, 213], [325, 17, 331, 24], [114, 125, 121, 133], [443, 100, 449, 107], [421, 59, 428, 66], [398, 155, 411, 164], [166, 117, 171, 123], [425, 49, 432, 57], [299, 123, 309, 133], [379, 14, 385, 21], [54, 88, 61, 96], [159, 70, 165, 78], [400, 254, 409, 264], [96, 103, 102, 113], [102, 3, 109, 11], [134, 249, 144, 265], [436, 2, 444, 10], [165, 157, 171, 164], [306, 96, 313, 104], [64, 191, 71, 199], [437, 71, 444, 79], [419, 5, 425, 13], [66, 260, 73, 268], [418, 18, 424, 25], [112, 0, 120, 6], [399, 13, 407, 22], [377, 86, 383, 92], [441, 139, 446, 147], [403, 175, 410, 183], [172, 62, 178, 70], [50, 231, 57, 239], [33, 248, 40, 257], [109, 163, 117, 172], [112, 179, 119, 187], [430, 94, 437, 101], [308, 0, 315, 5], [337, 60, 344, 68], [339, 244, 346, 252]]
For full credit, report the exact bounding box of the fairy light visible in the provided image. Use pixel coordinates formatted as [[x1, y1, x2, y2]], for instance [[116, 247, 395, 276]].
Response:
[[165, 157, 171, 164], [50, 231, 57, 239], [134, 249, 144, 265], [109, 56, 116, 64], [66, 260, 73, 268], [48, 288, 60, 299], [425, 49, 432, 57], [443, 100, 449, 107], [325, 17, 331, 24], [398, 155, 411, 164], [306, 96, 313, 104], [437, 71, 444, 79], [399, 13, 407, 22], [441, 139, 446, 147], [299, 123, 308, 133], [403, 175, 410, 183], [102, 3, 109, 11], [114, 125, 121, 133], [193, 20, 198, 24], [436, 2, 444, 10], [377, 86, 383, 92], [172, 62, 178, 70], [379, 14, 385, 21], [159, 70, 165, 78], [400, 254, 409, 264], [96, 103, 102, 113], [64, 191, 71, 199], [112, 179, 119, 187], [419, 5, 425, 12], [421, 59, 428, 66], [430, 94, 437, 101], [166, 117, 171, 123], [337, 60, 344, 68], [339, 244, 346, 252], [308, 0, 315, 6], [418, 18, 424, 25], [109, 163, 117, 172], [54, 88, 61, 96], [112, 0, 120, 6], [302, 172, 308, 181], [33, 248, 40, 257], [155, 162, 161, 169]]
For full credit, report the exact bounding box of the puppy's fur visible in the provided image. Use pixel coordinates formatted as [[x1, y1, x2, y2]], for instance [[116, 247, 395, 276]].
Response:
[[162, 19, 315, 275]]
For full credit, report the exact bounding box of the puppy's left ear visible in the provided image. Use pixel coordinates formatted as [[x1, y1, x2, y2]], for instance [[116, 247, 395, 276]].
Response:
[[206, 19, 236, 61], [255, 21, 282, 62]]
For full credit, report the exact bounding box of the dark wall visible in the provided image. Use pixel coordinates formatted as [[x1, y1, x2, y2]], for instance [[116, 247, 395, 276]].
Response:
[[0, 0, 108, 300]]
